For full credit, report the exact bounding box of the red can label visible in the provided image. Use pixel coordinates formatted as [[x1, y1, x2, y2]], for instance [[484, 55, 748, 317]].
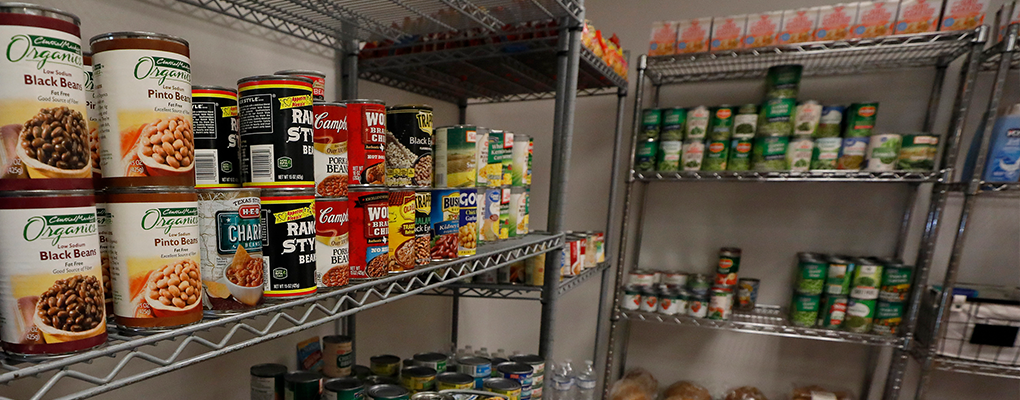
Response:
[[349, 190, 389, 279], [345, 102, 386, 185], [315, 198, 349, 288], [313, 103, 348, 197]]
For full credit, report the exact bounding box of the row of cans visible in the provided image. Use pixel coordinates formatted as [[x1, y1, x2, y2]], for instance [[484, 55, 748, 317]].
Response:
[[560, 231, 607, 277], [434, 126, 533, 188], [622, 281, 746, 321], [792, 294, 905, 336], [368, 353, 543, 400]]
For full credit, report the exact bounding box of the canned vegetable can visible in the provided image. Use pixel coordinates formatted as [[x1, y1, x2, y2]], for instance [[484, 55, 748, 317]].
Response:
[[708, 287, 734, 320], [459, 188, 479, 253], [757, 98, 795, 137], [764, 65, 803, 100], [897, 134, 939, 171], [727, 137, 754, 171], [879, 264, 913, 302], [702, 139, 729, 171], [639, 286, 658, 312], [622, 284, 642, 311], [324, 377, 365, 400], [661, 108, 687, 141], [434, 125, 478, 188], [795, 254, 826, 295], [640, 109, 662, 140], [733, 104, 758, 138], [850, 259, 883, 300], [436, 372, 475, 390], [634, 138, 658, 172], [752, 136, 789, 171], [475, 127, 490, 187], [819, 295, 849, 329], [736, 278, 760, 311], [837, 136, 869, 170], [238, 75, 315, 188], [811, 137, 842, 170], [816, 105, 845, 138], [790, 293, 821, 327], [716, 248, 741, 285], [508, 187, 527, 238], [708, 106, 735, 140], [493, 131, 513, 186], [322, 335, 354, 378], [371, 354, 402, 377], [845, 297, 877, 333], [498, 187, 511, 240], [285, 371, 323, 400], [681, 139, 705, 171], [787, 136, 813, 172], [865, 134, 903, 172], [511, 134, 530, 186], [430, 188, 460, 260], [251, 363, 288, 400], [686, 106, 710, 140], [793, 101, 822, 137], [400, 366, 437, 393], [687, 293, 709, 318], [872, 300, 904, 335], [656, 140, 682, 171], [657, 289, 681, 315], [824, 257, 856, 296], [844, 102, 879, 137]]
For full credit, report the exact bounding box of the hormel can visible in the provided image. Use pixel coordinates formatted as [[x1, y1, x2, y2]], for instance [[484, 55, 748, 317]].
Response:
[[343, 100, 386, 186], [192, 86, 241, 188], [237, 75, 315, 188], [275, 70, 326, 101], [315, 197, 349, 288], [313, 102, 348, 197], [260, 188, 316, 299]]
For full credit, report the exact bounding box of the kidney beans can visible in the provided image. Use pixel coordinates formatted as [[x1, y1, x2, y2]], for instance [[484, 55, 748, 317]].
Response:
[[251, 363, 288, 400], [192, 86, 241, 188], [315, 197, 350, 288], [434, 125, 478, 187], [106, 187, 202, 330], [313, 102, 348, 197], [414, 190, 431, 266], [322, 335, 354, 378], [0, 4, 93, 191], [430, 188, 460, 260], [344, 100, 386, 186], [84, 53, 101, 183], [260, 188, 316, 299], [237, 75, 314, 188], [91, 32, 195, 188], [458, 188, 478, 256], [389, 189, 416, 272], [386, 105, 433, 187], [95, 192, 114, 316], [324, 377, 364, 400], [0, 190, 106, 356], [198, 188, 263, 315], [275, 69, 326, 101], [350, 187, 389, 279]]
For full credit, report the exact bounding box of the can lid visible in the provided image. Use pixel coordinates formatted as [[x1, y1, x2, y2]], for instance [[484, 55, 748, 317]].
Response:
[[410, 392, 453, 400], [388, 104, 433, 111], [508, 354, 543, 365], [250, 363, 288, 377], [313, 101, 347, 107], [257, 187, 314, 197], [436, 372, 475, 384], [348, 185, 388, 193], [193, 85, 238, 94], [437, 124, 477, 130], [105, 186, 196, 195], [483, 377, 522, 391], [513, 133, 531, 141], [0, 189, 94, 198], [275, 69, 326, 78], [238, 74, 313, 86], [366, 384, 410, 399], [370, 354, 402, 364], [341, 99, 386, 105], [90, 31, 189, 47], [456, 356, 490, 366], [322, 335, 352, 344], [284, 370, 322, 384], [495, 362, 532, 375], [364, 375, 401, 386], [413, 352, 448, 362], [0, 2, 79, 25], [324, 377, 364, 392]]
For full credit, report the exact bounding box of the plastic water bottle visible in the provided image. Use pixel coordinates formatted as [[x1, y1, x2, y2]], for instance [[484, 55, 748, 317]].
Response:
[[575, 360, 597, 400], [550, 360, 575, 400], [476, 347, 489, 358], [461, 345, 473, 359], [495, 349, 508, 359]]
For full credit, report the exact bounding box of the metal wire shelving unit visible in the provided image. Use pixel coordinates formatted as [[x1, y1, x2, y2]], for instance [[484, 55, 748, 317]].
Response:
[[599, 26, 990, 400], [422, 261, 611, 300]]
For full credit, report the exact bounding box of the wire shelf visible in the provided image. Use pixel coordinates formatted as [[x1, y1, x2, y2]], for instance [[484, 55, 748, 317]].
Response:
[[646, 29, 981, 85], [633, 170, 939, 183], [0, 233, 564, 400], [941, 181, 1020, 196], [619, 306, 904, 347], [422, 261, 610, 299], [908, 341, 1020, 380]]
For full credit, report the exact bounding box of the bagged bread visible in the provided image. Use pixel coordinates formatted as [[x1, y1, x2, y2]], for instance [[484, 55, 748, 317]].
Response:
[[662, 381, 711, 400], [609, 379, 652, 400], [724, 386, 767, 400], [622, 367, 659, 396], [791, 385, 853, 400]]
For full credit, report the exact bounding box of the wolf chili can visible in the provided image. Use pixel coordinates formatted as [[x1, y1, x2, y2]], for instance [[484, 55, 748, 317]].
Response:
[[344, 100, 386, 186], [106, 187, 202, 331], [434, 125, 478, 188], [414, 189, 431, 267], [313, 102, 349, 197], [197, 188, 264, 315], [430, 188, 460, 261], [350, 187, 389, 279], [315, 197, 350, 288], [238, 75, 314, 188], [259, 187, 316, 299], [192, 86, 241, 188], [275, 69, 326, 101], [386, 105, 433, 187], [458, 188, 478, 256], [91, 32, 195, 188], [389, 189, 416, 273]]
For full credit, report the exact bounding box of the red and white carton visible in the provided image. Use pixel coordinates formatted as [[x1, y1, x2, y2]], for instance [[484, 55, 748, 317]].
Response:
[[778, 8, 819, 44], [649, 21, 679, 56], [940, 0, 988, 31], [677, 18, 712, 54], [710, 15, 747, 51], [895, 0, 943, 33], [742, 11, 783, 48], [850, 1, 899, 39], [815, 3, 858, 41]]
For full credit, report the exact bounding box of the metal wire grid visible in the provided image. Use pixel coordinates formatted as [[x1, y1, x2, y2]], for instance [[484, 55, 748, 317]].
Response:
[[618, 306, 904, 347], [421, 261, 610, 299], [632, 170, 940, 183], [645, 29, 980, 85], [941, 182, 1020, 195], [0, 233, 564, 400]]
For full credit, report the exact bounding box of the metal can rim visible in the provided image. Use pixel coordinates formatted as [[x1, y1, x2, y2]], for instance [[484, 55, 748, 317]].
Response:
[[192, 85, 238, 94], [90, 31, 188, 47], [237, 74, 313, 85], [0, 2, 80, 24], [274, 69, 326, 78]]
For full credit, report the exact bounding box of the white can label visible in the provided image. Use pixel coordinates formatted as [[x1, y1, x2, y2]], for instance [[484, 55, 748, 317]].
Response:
[[198, 195, 264, 310], [251, 375, 278, 400], [84, 62, 101, 177], [96, 202, 113, 311]]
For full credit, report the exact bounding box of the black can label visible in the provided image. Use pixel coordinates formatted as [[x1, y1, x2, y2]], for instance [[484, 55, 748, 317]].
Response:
[[386, 108, 433, 186], [260, 194, 316, 298], [238, 79, 315, 188], [193, 88, 241, 187]]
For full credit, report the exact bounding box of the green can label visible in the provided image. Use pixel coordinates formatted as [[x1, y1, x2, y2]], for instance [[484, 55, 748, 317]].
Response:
[[879, 265, 913, 302], [825, 261, 855, 296], [686, 107, 710, 140], [811, 137, 842, 170], [727, 137, 753, 171], [790, 293, 820, 327], [786, 136, 813, 172], [641, 109, 662, 140], [702, 139, 729, 171], [845, 103, 879, 137], [436, 126, 479, 188], [765, 65, 802, 99], [635, 139, 657, 172], [873, 301, 903, 335], [681, 139, 705, 171], [796, 259, 826, 295], [708, 106, 734, 140], [897, 135, 938, 171], [662, 108, 686, 141], [656, 140, 682, 171], [850, 263, 883, 300], [758, 98, 795, 136], [752, 136, 789, 171], [845, 298, 876, 333]]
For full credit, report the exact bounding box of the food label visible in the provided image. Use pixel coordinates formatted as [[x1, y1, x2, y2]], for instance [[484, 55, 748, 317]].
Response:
[[779, 9, 818, 44], [192, 90, 240, 187], [681, 139, 705, 171], [811, 137, 843, 169], [508, 189, 528, 238], [414, 190, 431, 266], [845, 298, 876, 332], [814, 4, 856, 41], [315, 198, 350, 287], [742, 12, 781, 48], [880, 266, 913, 302], [758, 98, 795, 136], [313, 103, 348, 196], [825, 261, 853, 296], [96, 201, 113, 313], [641, 109, 661, 140], [710, 15, 746, 51], [821, 296, 849, 328], [851, 1, 896, 39], [687, 298, 708, 317], [686, 107, 709, 139], [435, 126, 478, 187], [498, 188, 511, 240], [349, 190, 388, 279], [850, 264, 883, 299], [866, 134, 903, 171], [732, 113, 757, 138], [458, 189, 478, 255], [511, 135, 530, 186], [845, 103, 879, 137], [260, 195, 316, 296], [649, 21, 678, 56], [816, 106, 845, 138], [635, 139, 657, 172], [344, 102, 385, 185], [481, 188, 500, 241], [787, 137, 814, 172], [386, 107, 432, 187], [389, 191, 416, 271], [838, 137, 869, 170], [430, 189, 460, 260], [941, 0, 987, 31], [708, 290, 733, 320], [677, 18, 711, 53], [488, 131, 514, 186], [474, 129, 489, 187], [794, 102, 822, 136], [84, 61, 101, 180], [898, 135, 938, 170], [727, 137, 753, 171], [751, 136, 789, 171], [896, 0, 942, 33], [238, 80, 314, 187], [199, 192, 263, 312], [702, 139, 729, 171], [655, 140, 682, 171]]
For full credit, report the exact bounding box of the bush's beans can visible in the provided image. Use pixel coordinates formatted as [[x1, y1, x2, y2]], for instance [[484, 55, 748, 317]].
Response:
[[350, 187, 389, 279], [84, 53, 102, 183], [260, 187, 316, 299], [95, 191, 114, 316], [313, 102, 348, 197], [237, 75, 314, 188], [344, 100, 386, 186], [315, 197, 349, 288], [430, 188, 460, 261], [458, 188, 478, 256], [106, 187, 202, 331], [0, 4, 93, 191], [91, 32, 194, 188], [386, 105, 433, 187], [251, 363, 288, 400], [497, 363, 534, 400], [414, 189, 431, 267], [484, 378, 522, 400], [0, 190, 106, 356], [324, 377, 364, 400], [436, 372, 475, 390], [275, 69, 326, 101], [389, 189, 416, 273], [474, 127, 490, 187], [322, 335, 354, 378], [198, 188, 263, 315], [480, 188, 500, 242], [192, 86, 241, 188], [434, 125, 478, 188]]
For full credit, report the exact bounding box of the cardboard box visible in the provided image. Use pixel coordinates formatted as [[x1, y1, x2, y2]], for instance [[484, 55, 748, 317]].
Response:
[[895, 0, 943, 33], [677, 17, 712, 53], [649, 21, 679, 56], [940, 0, 989, 31], [850, 1, 899, 38], [815, 3, 858, 40], [779, 8, 820, 44], [711, 15, 747, 51], [743, 11, 783, 48]]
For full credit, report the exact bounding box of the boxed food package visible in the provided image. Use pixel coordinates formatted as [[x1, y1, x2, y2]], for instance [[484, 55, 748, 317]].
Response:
[[677, 17, 712, 54], [742, 11, 783, 48], [711, 15, 747, 51], [815, 3, 858, 41], [996, 1, 1020, 42], [895, 0, 943, 33], [779, 8, 820, 44], [649, 21, 679, 56], [940, 0, 988, 31], [850, 1, 899, 39]]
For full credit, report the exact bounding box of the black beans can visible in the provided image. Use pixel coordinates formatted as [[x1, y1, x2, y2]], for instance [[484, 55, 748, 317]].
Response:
[[260, 187, 317, 299], [285, 371, 323, 400], [192, 85, 241, 188], [324, 377, 364, 400], [251, 363, 288, 400], [386, 105, 433, 187], [238, 75, 315, 189]]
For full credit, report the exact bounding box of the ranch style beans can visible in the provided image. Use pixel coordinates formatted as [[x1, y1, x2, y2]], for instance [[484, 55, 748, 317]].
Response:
[[0, 190, 106, 357], [0, 4, 93, 191], [84, 53, 102, 182], [343, 100, 386, 186], [275, 69, 326, 101], [313, 101, 348, 197], [91, 32, 194, 188], [106, 187, 202, 331], [386, 105, 433, 187], [197, 188, 264, 315], [350, 187, 389, 279], [95, 192, 114, 316], [414, 189, 431, 267], [260, 187, 317, 299], [430, 188, 460, 261], [237, 75, 314, 188], [389, 189, 416, 273], [192, 86, 241, 188], [458, 188, 478, 256], [434, 125, 478, 188], [315, 197, 350, 288]]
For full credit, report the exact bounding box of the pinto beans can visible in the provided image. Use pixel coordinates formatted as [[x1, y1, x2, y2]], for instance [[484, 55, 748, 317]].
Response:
[[458, 189, 478, 256], [430, 188, 460, 260], [238, 75, 315, 188], [0, 190, 106, 356], [1, 4, 93, 191], [198, 188, 263, 315], [386, 105, 433, 187], [192, 86, 241, 188], [350, 187, 389, 279], [343, 100, 386, 186], [260, 188, 316, 299], [313, 102, 348, 197], [389, 189, 416, 272], [91, 32, 195, 188], [106, 188, 202, 330], [414, 190, 431, 267], [275, 70, 326, 101], [315, 197, 350, 288]]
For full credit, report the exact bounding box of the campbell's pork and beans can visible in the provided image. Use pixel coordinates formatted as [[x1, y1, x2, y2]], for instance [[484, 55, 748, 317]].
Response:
[[313, 102, 348, 197], [343, 100, 386, 186], [0, 190, 107, 356], [386, 105, 433, 187], [238, 75, 314, 189], [430, 188, 460, 261], [275, 69, 326, 101], [192, 85, 241, 188], [91, 31, 194, 188], [197, 188, 264, 315], [388, 189, 416, 273], [315, 196, 350, 288], [349, 187, 389, 279], [260, 187, 317, 299], [1, 4, 92, 191]]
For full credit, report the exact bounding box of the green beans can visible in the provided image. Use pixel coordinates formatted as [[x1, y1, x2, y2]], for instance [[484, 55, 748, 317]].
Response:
[[844, 103, 879, 137], [764, 65, 803, 100], [702, 139, 730, 171], [824, 256, 856, 296], [758, 98, 796, 137], [845, 298, 877, 333], [727, 137, 753, 171], [752, 136, 789, 171], [662, 108, 686, 141], [708, 106, 735, 140], [640, 109, 661, 140], [795, 253, 827, 295], [816, 105, 845, 138], [656, 140, 682, 171], [811, 137, 842, 170], [865, 134, 902, 172], [635, 138, 657, 172], [872, 300, 904, 335], [879, 264, 913, 302], [790, 293, 821, 327], [787, 136, 813, 172], [818, 295, 848, 329], [682, 139, 705, 171], [850, 259, 883, 300], [793, 101, 822, 137], [837, 137, 869, 170], [686, 106, 710, 140], [733, 104, 758, 138], [897, 134, 939, 171]]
